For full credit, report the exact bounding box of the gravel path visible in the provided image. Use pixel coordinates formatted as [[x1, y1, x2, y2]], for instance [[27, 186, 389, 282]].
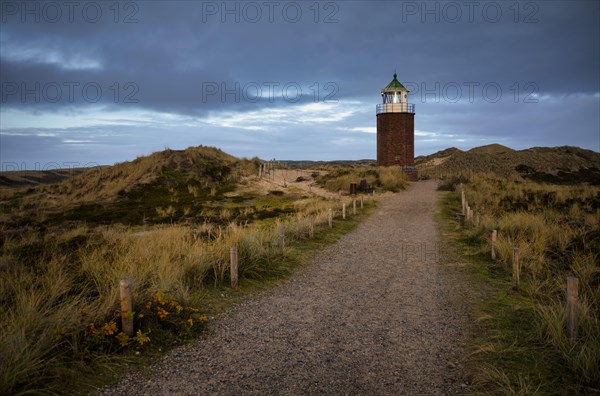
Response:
[[97, 180, 473, 395]]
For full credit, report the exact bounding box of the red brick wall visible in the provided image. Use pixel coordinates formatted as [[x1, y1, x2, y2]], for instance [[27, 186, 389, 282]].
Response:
[[376, 112, 415, 167]]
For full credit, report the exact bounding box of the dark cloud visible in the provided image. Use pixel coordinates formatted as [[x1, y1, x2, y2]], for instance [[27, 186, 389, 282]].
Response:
[[1, 0, 598, 166]]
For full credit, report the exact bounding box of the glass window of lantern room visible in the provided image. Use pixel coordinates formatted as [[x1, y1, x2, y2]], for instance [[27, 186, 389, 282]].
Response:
[[393, 92, 400, 103]]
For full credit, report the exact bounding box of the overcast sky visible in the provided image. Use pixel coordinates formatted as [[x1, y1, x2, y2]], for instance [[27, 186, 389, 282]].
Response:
[[1, 0, 599, 169]]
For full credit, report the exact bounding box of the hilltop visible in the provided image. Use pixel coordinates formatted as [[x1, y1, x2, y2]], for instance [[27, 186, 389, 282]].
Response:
[[0, 168, 89, 188], [416, 144, 600, 184], [3, 143, 599, 228], [0, 146, 260, 227], [1, 146, 248, 197]]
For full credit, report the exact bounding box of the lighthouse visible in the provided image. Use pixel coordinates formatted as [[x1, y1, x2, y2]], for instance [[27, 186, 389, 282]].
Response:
[[376, 72, 418, 181]]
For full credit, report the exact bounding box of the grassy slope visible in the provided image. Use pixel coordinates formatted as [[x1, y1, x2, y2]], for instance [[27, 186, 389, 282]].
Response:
[[0, 146, 260, 230], [3, 146, 249, 202], [436, 180, 599, 395], [0, 168, 89, 188], [417, 144, 600, 184], [437, 193, 560, 395], [1, 144, 384, 395], [65, 202, 378, 395]]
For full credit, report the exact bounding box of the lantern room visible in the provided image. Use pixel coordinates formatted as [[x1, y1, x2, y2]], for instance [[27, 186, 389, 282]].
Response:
[[376, 72, 415, 114]]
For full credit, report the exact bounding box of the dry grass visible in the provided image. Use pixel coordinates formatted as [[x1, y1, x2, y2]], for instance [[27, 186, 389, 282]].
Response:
[[316, 166, 408, 193], [0, 146, 259, 214], [453, 173, 600, 393], [1, 146, 381, 393], [0, 188, 368, 394], [419, 144, 600, 182]]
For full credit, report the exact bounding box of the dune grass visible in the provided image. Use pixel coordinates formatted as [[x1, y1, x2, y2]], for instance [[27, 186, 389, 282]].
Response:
[[438, 174, 600, 394], [0, 186, 374, 394], [1, 148, 401, 394], [315, 166, 408, 193]]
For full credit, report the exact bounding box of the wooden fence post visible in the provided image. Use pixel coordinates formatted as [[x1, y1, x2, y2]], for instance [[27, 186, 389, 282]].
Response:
[[342, 203, 346, 219], [328, 208, 333, 228], [309, 217, 314, 239], [491, 230, 497, 260], [353, 199, 356, 215], [566, 276, 579, 344], [360, 198, 364, 209], [230, 246, 238, 289], [461, 190, 466, 215], [512, 247, 520, 290], [119, 278, 134, 337]]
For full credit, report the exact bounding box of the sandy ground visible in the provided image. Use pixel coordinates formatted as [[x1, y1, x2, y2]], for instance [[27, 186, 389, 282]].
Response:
[[234, 169, 341, 199], [95, 180, 474, 395]]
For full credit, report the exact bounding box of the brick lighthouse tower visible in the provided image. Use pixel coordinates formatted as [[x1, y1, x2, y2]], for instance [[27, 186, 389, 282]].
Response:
[[376, 72, 418, 181]]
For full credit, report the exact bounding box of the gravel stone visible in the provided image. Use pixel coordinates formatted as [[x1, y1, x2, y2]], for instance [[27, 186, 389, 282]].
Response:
[[94, 180, 474, 395]]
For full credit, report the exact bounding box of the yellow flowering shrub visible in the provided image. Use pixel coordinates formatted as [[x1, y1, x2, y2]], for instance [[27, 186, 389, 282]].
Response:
[[79, 291, 206, 356], [135, 291, 209, 339]]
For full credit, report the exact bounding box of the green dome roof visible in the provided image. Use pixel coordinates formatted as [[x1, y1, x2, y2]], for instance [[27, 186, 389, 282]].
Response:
[[383, 72, 408, 92]]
